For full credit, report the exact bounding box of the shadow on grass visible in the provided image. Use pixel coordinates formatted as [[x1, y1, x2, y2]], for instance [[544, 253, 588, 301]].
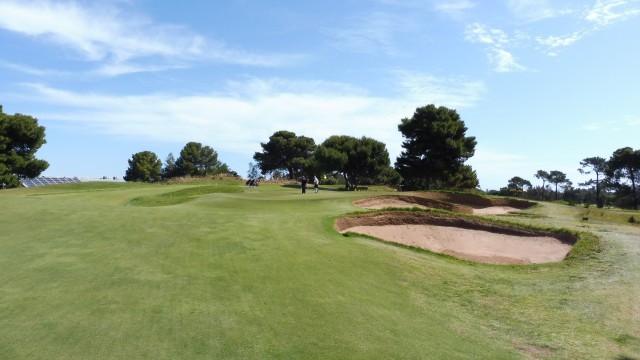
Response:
[[128, 184, 242, 207], [280, 184, 347, 192]]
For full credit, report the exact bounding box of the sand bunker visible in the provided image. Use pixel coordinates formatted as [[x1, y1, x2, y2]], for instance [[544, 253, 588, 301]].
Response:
[[335, 212, 575, 265], [353, 193, 534, 215]]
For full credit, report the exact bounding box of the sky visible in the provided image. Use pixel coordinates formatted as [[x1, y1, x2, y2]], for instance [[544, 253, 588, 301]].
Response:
[[1, 0, 638, 190]]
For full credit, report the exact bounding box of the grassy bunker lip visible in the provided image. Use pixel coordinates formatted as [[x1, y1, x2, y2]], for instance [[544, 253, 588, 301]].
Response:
[[352, 193, 536, 215], [335, 211, 578, 265]]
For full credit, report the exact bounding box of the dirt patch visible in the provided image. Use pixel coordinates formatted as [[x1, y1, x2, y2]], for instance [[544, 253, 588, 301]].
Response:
[[353, 193, 534, 215], [336, 212, 575, 265]]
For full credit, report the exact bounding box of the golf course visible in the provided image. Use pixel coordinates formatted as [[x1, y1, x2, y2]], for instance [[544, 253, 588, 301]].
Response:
[[1, 179, 639, 359]]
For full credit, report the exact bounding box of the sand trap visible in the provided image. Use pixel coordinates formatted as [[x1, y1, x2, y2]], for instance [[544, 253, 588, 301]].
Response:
[[472, 206, 522, 215], [335, 212, 575, 265], [345, 224, 571, 264]]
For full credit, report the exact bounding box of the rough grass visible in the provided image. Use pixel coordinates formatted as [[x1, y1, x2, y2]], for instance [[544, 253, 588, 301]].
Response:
[[1, 182, 639, 359]]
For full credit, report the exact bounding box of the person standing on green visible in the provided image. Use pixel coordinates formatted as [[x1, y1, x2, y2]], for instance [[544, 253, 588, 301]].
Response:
[[301, 177, 307, 194], [313, 176, 319, 193]]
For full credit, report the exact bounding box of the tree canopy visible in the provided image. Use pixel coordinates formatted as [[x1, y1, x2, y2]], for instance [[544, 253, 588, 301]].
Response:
[[547, 170, 569, 200], [507, 176, 532, 197], [0, 106, 49, 188], [161, 152, 178, 179], [124, 151, 162, 182], [606, 147, 640, 210], [395, 104, 478, 190], [578, 156, 607, 208], [253, 130, 316, 179], [315, 135, 390, 190], [175, 142, 229, 177]]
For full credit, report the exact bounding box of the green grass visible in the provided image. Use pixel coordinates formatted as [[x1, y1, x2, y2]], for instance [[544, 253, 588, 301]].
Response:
[[1, 182, 639, 359]]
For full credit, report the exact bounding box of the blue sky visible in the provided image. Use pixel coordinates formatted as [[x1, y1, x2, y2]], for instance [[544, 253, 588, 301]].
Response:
[[1, 0, 638, 190]]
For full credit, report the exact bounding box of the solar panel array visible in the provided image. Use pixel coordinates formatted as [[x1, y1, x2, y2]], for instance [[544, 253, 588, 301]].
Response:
[[21, 176, 82, 188]]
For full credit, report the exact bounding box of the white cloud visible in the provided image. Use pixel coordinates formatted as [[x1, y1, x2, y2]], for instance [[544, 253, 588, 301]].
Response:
[[585, 116, 640, 132], [328, 12, 413, 56], [537, 32, 584, 48], [626, 115, 640, 126], [465, 23, 509, 45], [19, 74, 484, 162], [0, 0, 298, 76], [433, 0, 476, 19], [490, 48, 526, 72], [583, 122, 603, 131], [507, 0, 558, 22], [530, 1, 640, 57], [585, 0, 640, 26], [536, 31, 586, 55], [393, 71, 486, 108], [0, 59, 70, 77], [465, 24, 527, 72]]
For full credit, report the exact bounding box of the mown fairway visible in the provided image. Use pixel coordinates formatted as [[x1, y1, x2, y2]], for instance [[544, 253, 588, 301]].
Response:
[[1, 181, 639, 359]]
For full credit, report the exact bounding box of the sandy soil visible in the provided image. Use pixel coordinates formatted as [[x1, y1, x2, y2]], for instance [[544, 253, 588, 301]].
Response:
[[343, 224, 572, 264], [472, 206, 522, 215]]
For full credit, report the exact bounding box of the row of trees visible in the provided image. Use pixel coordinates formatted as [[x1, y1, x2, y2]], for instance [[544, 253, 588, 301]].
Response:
[[0, 103, 479, 191], [124, 142, 232, 182], [252, 131, 398, 190], [252, 104, 479, 191], [4, 102, 634, 209], [496, 148, 640, 209]]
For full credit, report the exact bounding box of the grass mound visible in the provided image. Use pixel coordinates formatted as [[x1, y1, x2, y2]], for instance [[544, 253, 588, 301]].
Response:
[[128, 184, 243, 207]]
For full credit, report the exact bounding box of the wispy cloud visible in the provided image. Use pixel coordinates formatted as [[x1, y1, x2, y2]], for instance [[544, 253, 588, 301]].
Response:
[[433, 0, 476, 20], [626, 115, 640, 126], [18, 73, 484, 159], [533, 1, 640, 56], [585, 0, 640, 26], [583, 122, 603, 131], [464, 1, 640, 64], [536, 31, 585, 56], [393, 70, 486, 108], [490, 48, 526, 72], [465, 23, 509, 45], [582, 119, 627, 132], [0, 0, 299, 76], [465, 23, 526, 72], [506, 0, 571, 22], [327, 11, 418, 56], [0, 59, 70, 77]]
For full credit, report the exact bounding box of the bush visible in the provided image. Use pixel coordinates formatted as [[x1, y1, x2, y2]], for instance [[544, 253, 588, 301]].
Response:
[[628, 216, 637, 224]]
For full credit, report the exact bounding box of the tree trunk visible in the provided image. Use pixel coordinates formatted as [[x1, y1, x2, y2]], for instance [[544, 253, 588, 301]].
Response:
[[343, 172, 351, 190], [631, 172, 638, 210], [595, 173, 604, 208]]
